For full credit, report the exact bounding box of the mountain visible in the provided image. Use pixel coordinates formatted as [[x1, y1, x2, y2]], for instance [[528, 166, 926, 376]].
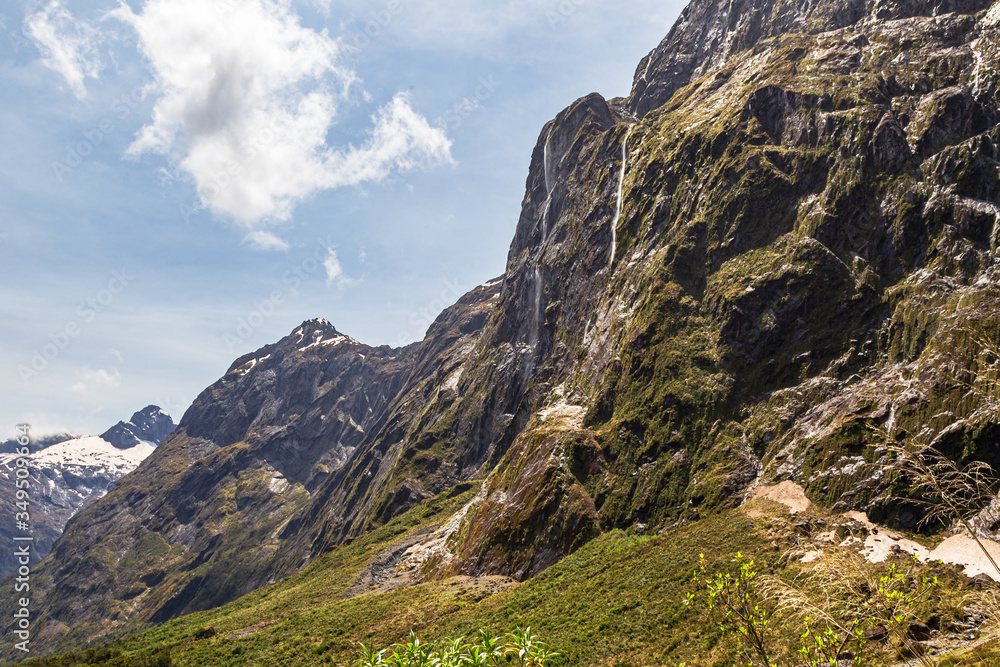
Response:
[[16, 0, 1000, 656], [0, 433, 78, 455], [101, 406, 174, 450], [0, 408, 174, 578]]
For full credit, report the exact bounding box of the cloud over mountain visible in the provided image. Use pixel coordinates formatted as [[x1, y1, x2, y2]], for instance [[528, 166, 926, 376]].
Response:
[[114, 0, 451, 226]]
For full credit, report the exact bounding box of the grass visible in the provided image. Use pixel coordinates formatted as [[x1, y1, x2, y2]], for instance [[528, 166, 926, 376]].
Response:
[[12, 488, 997, 667]]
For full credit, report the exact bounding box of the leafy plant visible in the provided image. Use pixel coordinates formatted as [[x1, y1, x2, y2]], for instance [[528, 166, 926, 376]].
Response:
[[686, 549, 938, 666], [687, 552, 775, 667], [357, 628, 558, 667], [787, 554, 938, 667]]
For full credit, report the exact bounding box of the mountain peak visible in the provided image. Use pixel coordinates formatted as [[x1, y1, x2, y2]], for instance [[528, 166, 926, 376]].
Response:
[[100, 405, 175, 450], [626, 0, 995, 118], [290, 318, 360, 350]]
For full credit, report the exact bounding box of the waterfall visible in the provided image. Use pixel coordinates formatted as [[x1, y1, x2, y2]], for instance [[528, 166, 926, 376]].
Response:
[[543, 128, 554, 193], [541, 196, 552, 244], [540, 129, 554, 243], [972, 37, 985, 97], [530, 265, 543, 350], [610, 126, 633, 268]]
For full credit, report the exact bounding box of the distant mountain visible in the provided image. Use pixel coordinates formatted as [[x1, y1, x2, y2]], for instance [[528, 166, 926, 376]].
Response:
[[0, 432, 78, 455], [101, 406, 174, 450], [0, 407, 174, 578]]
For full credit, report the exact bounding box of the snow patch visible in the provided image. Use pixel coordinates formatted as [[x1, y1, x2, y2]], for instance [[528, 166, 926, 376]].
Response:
[[3, 436, 155, 470], [300, 332, 349, 351], [236, 353, 272, 376], [930, 535, 1000, 581], [842, 511, 1000, 581]]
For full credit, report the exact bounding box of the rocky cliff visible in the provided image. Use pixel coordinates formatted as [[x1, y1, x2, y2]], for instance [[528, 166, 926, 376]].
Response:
[[17, 0, 1000, 655]]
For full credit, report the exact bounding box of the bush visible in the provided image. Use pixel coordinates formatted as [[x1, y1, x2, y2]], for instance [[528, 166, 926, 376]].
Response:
[[357, 628, 558, 667], [685, 550, 938, 667]]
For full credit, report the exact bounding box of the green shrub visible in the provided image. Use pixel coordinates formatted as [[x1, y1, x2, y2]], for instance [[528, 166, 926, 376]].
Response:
[[358, 628, 558, 667]]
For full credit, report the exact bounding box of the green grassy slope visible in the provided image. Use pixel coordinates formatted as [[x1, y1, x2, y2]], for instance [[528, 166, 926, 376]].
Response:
[[13, 485, 998, 667]]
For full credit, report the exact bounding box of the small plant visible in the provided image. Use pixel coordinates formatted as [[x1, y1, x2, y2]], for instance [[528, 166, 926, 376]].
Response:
[[687, 552, 775, 666], [357, 628, 558, 667], [686, 549, 938, 666], [787, 553, 938, 667]]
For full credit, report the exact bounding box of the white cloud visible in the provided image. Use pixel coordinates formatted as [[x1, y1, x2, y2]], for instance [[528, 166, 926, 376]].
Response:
[[113, 0, 452, 227], [71, 367, 121, 395], [310, 0, 332, 14], [243, 230, 290, 252], [24, 0, 103, 99], [323, 248, 355, 287], [11, 413, 79, 439]]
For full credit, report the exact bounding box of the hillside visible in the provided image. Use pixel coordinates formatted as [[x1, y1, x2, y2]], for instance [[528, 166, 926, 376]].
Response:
[[10, 483, 1000, 666], [11, 0, 1000, 660]]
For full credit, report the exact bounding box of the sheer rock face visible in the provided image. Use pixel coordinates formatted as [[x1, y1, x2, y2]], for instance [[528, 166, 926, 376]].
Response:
[[417, 0, 1000, 579], [19, 0, 1000, 655]]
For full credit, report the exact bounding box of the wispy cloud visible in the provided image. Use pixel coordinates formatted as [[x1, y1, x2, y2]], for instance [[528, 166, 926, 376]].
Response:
[[323, 248, 356, 287], [70, 366, 121, 395], [112, 0, 452, 228], [243, 230, 290, 252], [24, 0, 103, 99]]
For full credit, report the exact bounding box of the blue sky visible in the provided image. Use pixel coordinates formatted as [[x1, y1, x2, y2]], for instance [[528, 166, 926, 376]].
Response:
[[0, 0, 685, 437]]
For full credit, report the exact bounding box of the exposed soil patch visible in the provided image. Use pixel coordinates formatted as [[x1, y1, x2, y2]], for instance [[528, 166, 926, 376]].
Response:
[[749, 481, 812, 515], [344, 527, 440, 598], [225, 615, 287, 639]]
